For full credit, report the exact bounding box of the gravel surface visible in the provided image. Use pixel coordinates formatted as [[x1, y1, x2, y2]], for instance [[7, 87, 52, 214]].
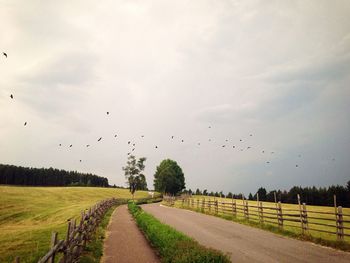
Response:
[[142, 203, 350, 263], [102, 205, 160, 263]]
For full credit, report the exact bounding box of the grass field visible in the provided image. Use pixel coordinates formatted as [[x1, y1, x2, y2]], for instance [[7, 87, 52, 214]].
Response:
[[0, 185, 151, 263], [171, 196, 350, 247]]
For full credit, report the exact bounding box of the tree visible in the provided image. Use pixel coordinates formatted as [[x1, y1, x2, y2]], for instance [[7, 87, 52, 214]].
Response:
[[122, 155, 147, 199], [248, 193, 253, 200], [203, 189, 208, 196], [153, 159, 185, 195], [255, 187, 267, 201]]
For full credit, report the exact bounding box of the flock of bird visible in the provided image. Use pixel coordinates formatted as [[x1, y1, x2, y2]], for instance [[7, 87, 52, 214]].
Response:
[[2, 51, 335, 169]]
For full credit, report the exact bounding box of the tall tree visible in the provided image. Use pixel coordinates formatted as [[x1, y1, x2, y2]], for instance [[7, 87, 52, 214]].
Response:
[[122, 155, 147, 199], [153, 159, 185, 195]]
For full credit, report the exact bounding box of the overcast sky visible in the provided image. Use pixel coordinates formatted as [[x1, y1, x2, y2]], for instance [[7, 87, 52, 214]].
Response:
[[1, 0, 349, 195]]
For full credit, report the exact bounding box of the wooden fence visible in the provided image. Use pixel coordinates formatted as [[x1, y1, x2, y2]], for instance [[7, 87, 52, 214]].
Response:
[[15, 198, 127, 263], [163, 194, 350, 241]]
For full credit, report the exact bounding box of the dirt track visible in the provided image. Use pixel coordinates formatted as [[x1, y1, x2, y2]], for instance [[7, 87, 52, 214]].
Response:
[[142, 203, 350, 263], [102, 205, 160, 263]]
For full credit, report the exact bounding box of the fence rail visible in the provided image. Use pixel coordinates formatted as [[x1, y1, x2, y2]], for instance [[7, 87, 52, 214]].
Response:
[[164, 194, 349, 241]]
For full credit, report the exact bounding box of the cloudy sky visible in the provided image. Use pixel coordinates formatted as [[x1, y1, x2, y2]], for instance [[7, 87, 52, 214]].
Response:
[[1, 0, 349, 195]]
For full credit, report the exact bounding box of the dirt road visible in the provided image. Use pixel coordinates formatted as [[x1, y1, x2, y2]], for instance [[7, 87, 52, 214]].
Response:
[[142, 203, 350, 263], [102, 205, 160, 263]]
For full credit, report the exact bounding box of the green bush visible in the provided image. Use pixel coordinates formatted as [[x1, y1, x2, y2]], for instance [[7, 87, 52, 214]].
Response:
[[128, 202, 230, 263]]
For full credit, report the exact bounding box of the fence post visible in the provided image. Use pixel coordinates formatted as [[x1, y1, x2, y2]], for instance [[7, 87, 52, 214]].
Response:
[[337, 206, 344, 241], [215, 199, 218, 215], [302, 203, 308, 232], [202, 198, 205, 212], [260, 201, 264, 224], [297, 194, 304, 235], [278, 201, 283, 229], [48, 232, 58, 263], [257, 193, 260, 223]]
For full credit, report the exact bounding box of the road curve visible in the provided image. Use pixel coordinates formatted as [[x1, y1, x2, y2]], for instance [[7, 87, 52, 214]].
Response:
[[142, 203, 350, 263]]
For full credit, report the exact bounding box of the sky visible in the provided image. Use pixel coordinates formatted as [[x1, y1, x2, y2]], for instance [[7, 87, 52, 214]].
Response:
[[0, 0, 349, 195]]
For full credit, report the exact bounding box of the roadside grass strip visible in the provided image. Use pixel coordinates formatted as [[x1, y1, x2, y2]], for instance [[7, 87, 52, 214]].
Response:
[[128, 202, 230, 263]]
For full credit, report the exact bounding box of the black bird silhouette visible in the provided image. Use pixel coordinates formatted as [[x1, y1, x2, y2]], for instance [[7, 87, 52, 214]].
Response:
[[250, 134, 253, 136], [133, 143, 135, 146], [225, 139, 228, 142], [208, 126, 211, 128], [24, 122, 27, 126], [247, 146, 251, 149], [240, 139, 242, 142], [80, 160, 82, 162], [208, 139, 211, 141], [59, 144, 62, 146], [86, 144, 90, 147], [155, 146, 158, 149], [106, 112, 109, 115], [266, 161, 270, 164], [222, 145, 226, 148], [132, 148, 135, 151], [98, 137, 102, 142], [3, 52, 7, 58], [233, 145, 235, 148], [128, 141, 131, 144], [262, 150, 265, 153], [198, 142, 200, 146], [127, 152, 130, 155], [114, 134, 117, 137], [69, 144, 73, 147], [10, 94, 13, 99], [295, 165, 298, 167], [141, 135, 144, 138], [181, 140, 184, 143], [171, 136, 174, 139]]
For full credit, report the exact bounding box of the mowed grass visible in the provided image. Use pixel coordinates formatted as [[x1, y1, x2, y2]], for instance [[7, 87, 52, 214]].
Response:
[[0, 185, 150, 263], [174, 196, 350, 245]]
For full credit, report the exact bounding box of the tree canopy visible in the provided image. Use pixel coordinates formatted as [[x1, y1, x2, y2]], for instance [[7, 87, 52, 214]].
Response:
[[153, 159, 185, 195], [122, 155, 148, 198]]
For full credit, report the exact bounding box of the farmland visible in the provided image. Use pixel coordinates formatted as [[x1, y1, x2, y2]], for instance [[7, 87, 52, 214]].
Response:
[[0, 186, 150, 263]]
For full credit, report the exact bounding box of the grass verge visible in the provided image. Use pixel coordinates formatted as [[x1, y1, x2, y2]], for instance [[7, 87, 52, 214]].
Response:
[[128, 202, 230, 263], [175, 205, 350, 252]]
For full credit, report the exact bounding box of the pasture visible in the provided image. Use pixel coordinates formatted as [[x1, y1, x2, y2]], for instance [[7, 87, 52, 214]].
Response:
[[0, 186, 150, 263]]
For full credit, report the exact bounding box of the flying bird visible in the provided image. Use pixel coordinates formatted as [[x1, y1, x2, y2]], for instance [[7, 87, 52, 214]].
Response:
[[247, 146, 251, 149], [141, 135, 144, 138], [86, 144, 90, 147], [222, 145, 226, 148], [114, 134, 117, 137], [69, 144, 73, 147], [271, 151, 274, 154], [250, 134, 253, 136], [133, 143, 135, 146], [181, 140, 184, 143], [240, 139, 242, 142], [24, 122, 27, 126], [198, 142, 201, 146], [295, 165, 298, 168], [208, 126, 211, 128], [232, 145, 235, 148], [59, 144, 62, 146], [80, 160, 82, 162], [2, 52, 7, 58], [266, 161, 270, 164], [208, 139, 211, 141], [10, 94, 13, 99], [132, 148, 135, 151], [98, 137, 102, 142], [155, 146, 158, 149], [262, 150, 265, 153], [171, 136, 174, 139], [128, 141, 130, 144], [106, 112, 109, 115], [225, 139, 228, 142]]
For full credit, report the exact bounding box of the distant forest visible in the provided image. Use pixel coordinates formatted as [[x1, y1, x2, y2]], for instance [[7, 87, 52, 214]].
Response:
[[188, 181, 350, 207], [0, 164, 109, 187]]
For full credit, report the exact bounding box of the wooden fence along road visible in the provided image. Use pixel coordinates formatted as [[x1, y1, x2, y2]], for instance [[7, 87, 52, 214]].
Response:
[[14, 198, 127, 263], [164, 194, 350, 242]]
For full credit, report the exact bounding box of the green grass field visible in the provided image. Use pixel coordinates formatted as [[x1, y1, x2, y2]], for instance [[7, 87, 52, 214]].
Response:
[[0, 185, 151, 263], [172, 196, 350, 246]]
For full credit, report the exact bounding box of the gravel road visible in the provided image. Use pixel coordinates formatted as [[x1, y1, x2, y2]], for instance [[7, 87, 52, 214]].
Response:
[[102, 205, 160, 263], [142, 203, 350, 263]]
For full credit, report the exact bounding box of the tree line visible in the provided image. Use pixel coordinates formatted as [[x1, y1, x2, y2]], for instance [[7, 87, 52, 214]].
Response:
[[188, 181, 350, 207], [0, 163, 109, 187]]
